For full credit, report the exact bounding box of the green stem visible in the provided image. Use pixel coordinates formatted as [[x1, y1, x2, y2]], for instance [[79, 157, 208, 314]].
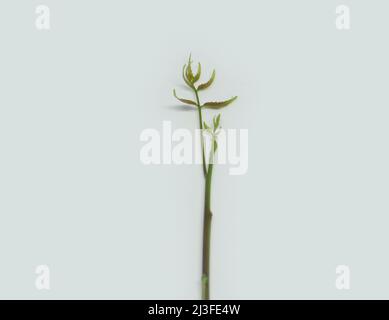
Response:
[[202, 145, 214, 300], [194, 89, 207, 177]]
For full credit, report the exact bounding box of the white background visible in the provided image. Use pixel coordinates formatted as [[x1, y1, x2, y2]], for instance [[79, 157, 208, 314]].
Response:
[[1, 0, 389, 299]]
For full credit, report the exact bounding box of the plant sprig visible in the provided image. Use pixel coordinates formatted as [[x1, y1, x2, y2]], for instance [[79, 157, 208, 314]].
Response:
[[173, 55, 238, 300]]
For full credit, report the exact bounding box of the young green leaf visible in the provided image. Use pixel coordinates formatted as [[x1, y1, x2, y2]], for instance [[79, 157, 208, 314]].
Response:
[[193, 63, 201, 83], [182, 64, 194, 88], [202, 96, 238, 109], [213, 114, 221, 128], [203, 121, 210, 130], [186, 55, 194, 82], [173, 89, 197, 106], [197, 70, 216, 91]]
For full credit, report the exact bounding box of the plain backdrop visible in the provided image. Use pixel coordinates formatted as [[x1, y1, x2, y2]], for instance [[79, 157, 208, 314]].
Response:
[[1, 0, 389, 299]]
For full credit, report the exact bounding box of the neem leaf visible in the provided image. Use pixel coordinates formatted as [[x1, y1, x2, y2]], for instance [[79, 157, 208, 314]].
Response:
[[173, 89, 197, 106], [186, 55, 194, 82], [213, 114, 221, 128], [197, 70, 215, 91], [202, 96, 238, 109], [182, 64, 194, 88], [193, 63, 201, 83]]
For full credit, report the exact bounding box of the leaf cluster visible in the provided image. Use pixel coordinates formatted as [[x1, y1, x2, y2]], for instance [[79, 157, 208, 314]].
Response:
[[173, 55, 238, 109]]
